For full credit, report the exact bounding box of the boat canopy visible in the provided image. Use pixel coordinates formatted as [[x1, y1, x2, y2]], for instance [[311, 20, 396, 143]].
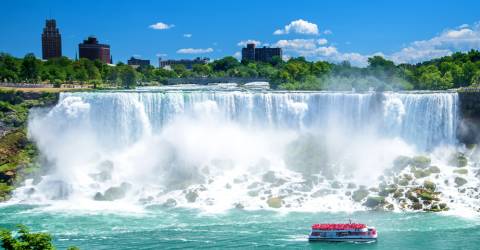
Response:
[[311, 223, 366, 230]]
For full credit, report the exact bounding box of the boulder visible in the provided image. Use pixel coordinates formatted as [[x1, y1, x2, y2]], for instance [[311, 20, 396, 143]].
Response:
[[163, 198, 177, 208], [453, 168, 468, 175], [267, 197, 282, 208], [331, 181, 342, 189], [411, 156, 431, 168], [347, 183, 357, 189], [454, 177, 467, 187], [428, 166, 441, 174], [411, 202, 423, 210], [423, 180, 436, 191], [363, 196, 385, 208], [352, 188, 369, 202], [393, 156, 411, 170], [185, 191, 199, 203], [449, 153, 468, 167]]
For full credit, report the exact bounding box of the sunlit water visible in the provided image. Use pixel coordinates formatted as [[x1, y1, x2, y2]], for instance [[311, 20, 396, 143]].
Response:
[[1, 87, 479, 249]]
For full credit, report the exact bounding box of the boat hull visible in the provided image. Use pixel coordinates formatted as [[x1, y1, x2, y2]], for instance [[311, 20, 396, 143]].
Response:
[[308, 237, 377, 242]]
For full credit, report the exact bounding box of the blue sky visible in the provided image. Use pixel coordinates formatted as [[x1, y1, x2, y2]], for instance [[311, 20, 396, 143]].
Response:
[[0, 0, 479, 66]]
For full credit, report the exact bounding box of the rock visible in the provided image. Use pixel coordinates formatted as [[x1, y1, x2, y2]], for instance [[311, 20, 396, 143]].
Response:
[[345, 191, 352, 196], [163, 198, 177, 207], [311, 189, 333, 198], [234, 203, 244, 209], [363, 196, 385, 208], [331, 181, 342, 189], [225, 183, 232, 189], [385, 203, 394, 211], [185, 191, 199, 203], [352, 188, 369, 202], [412, 156, 431, 168], [449, 153, 468, 167], [98, 183, 132, 201], [439, 203, 448, 209], [428, 166, 441, 174], [416, 188, 438, 201], [423, 180, 436, 191], [413, 168, 431, 178], [262, 171, 277, 183], [407, 192, 419, 202], [393, 190, 403, 199], [393, 156, 411, 170], [453, 168, 468, 175], [398, 178, 409, 186], [267, 197, 282, 208], [347, 183, 356, 189], [248, 190, 259, 197], [411, 202, 423, 210], [369, 187, 379, 192], [454, 177, 468, 187]]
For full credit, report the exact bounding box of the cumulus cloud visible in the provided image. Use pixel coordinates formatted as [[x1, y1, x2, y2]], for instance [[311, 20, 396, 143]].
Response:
[[274, 19, 319, 35], [183, 33, 192, 38], [317, 38, 328, 45], [233, 51, 241, 59], [323, 29, 333, 35], [390, 23, 480, 63], [149, 22, 174, 30], [176, 48, 214, 54], [237, 40, 262, 47]]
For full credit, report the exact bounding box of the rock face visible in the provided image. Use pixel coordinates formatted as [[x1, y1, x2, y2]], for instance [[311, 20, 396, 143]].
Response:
[[267, 197, 282, 208]]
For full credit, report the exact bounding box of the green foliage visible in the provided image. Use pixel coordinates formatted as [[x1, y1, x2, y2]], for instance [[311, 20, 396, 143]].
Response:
[[0, 225, 55, 250], [1, 49, 480, 90]]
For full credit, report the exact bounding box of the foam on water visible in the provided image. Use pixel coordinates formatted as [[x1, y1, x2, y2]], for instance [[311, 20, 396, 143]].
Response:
[[9, 89, 478, 215]]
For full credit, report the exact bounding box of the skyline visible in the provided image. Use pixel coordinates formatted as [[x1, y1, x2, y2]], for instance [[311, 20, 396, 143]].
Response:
[[0, 0, 479, 66]]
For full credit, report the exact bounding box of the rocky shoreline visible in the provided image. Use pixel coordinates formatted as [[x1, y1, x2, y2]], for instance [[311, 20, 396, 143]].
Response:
[[0, 90, 58, 201]]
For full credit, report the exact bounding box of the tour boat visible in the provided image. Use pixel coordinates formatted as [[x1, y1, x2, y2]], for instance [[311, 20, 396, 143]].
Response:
[[308, 222, 377, 242]]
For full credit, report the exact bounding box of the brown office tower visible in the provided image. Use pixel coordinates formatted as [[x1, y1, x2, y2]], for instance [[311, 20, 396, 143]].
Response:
[[78, 36, 111, 64], [41, 19, 62, 60]]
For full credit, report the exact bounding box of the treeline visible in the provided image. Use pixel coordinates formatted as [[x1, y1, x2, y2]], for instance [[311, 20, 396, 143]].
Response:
[[1, 50, 480, 90]]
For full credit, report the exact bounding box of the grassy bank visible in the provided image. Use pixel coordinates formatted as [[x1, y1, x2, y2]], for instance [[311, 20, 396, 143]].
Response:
[[0, 90, 58, 200]]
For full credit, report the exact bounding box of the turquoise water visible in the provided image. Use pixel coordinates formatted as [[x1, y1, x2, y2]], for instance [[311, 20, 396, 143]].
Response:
[[1, 205, 479, 249]]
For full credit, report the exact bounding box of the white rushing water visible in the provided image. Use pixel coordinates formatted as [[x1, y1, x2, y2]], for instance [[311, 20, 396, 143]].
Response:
[[10, 89, 479, 214]]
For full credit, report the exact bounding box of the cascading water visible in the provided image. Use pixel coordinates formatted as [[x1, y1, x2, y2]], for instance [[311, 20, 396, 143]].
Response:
[[10, 89, 479, 214]]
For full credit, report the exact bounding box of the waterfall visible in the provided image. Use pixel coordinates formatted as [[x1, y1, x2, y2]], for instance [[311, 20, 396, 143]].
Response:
[[15, 90, 464, 212]]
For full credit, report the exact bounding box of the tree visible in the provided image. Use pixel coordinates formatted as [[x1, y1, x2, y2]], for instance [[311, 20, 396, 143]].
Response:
[[0, 225, 55, 250], [192, 64, 212, 76], [119, 65, 137, 88], [0, 53, 19, 82], [211, 56, 240, 71], [20, 53, 40, 83]]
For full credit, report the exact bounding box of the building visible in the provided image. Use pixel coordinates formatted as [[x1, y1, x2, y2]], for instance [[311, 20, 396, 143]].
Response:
[[159, 57, 209, 69], [78, 36, 111, 63], [41, 19, 62, 60], [127, 57, 150, 68], [241, 43, 282, 63]]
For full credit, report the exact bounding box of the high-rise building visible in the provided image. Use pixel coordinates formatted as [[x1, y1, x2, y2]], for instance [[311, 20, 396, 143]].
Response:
[[241, 43, 282, 63], [127, 57, 150, 68], [78, 36, 111, 64], [41, 19, 62, 60]]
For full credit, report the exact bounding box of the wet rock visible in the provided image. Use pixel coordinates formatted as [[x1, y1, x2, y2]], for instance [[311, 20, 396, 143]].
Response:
[[311, 189, 333, 198], [412, 168, 431, 178], [454, 177, 468, 187], [453, 168, 468, 175], [423, 180, 436, 191], [262, 171, 277, 183], [185, 191, 199, 203], [428, 166, 441, 174], [331, 181, 342, 189], [363, 196, 385, 208], [225, 183, 232, 189], [411, 202, 423, 210], [95, 182, 132, 201], [347, 183, 357, 189], [412, 156, 431, 168], [369, 187, 379, 192], [234, 203, 244, 209], [393, 190, 403, 199], [345, 191, 352, 196], [439, 203, 448, 210], [267, 197, 282, 208], [248, 190, 259, 197], [352, 188, 369, 202], [407, 192, 419, 202], [385, 203, 394, 211], [416, 188, 439, 201], [449, 153, 468, 168], [248, 182, 261, 189], [163, 198, 177, 207], [393, 156, 412, 170]]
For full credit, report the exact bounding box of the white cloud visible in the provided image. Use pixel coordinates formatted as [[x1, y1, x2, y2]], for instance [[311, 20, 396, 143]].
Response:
[[183, 33, 192, 38], [323, 29, 332, 35], [390, 23, 480, 63], [176, 48, 214, 54], [237, 40, 262, 47], [317, 38, 328, 45], [233, 51, 241, 59], [149, 22, 174, 30], [156, 53, 167, 57], [275, 39, 317, 50], [274, 19, 319, 35]]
